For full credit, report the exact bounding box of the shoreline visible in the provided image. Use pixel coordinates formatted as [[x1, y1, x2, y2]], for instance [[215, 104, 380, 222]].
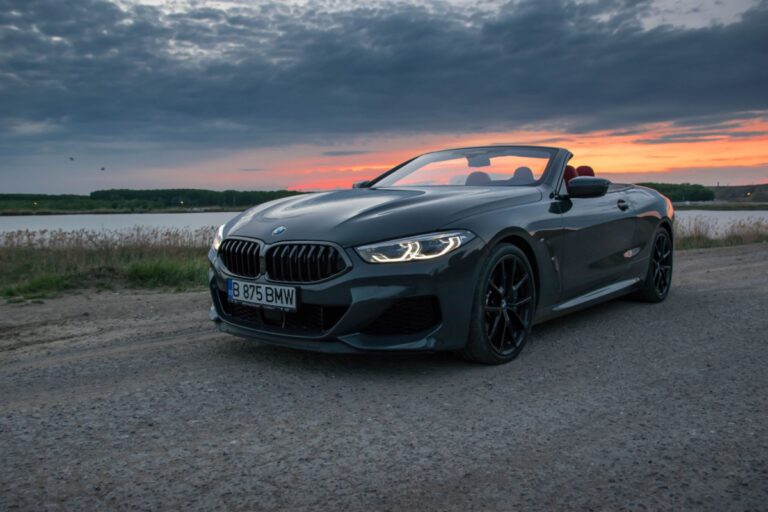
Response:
[[674, 202, 768, 211], [0, 208, 246, 216], [3, 203, 768, 216]]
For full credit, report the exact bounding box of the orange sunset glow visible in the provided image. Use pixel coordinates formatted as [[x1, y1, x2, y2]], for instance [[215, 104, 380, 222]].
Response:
[[151, 118, 767, 192]]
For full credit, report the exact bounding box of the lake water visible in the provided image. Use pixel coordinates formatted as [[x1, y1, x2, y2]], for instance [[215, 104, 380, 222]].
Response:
[[0, 210, 766, 235]]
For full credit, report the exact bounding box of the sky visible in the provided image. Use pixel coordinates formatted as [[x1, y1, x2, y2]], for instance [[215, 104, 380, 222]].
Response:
[[1, 0, 767, 193]]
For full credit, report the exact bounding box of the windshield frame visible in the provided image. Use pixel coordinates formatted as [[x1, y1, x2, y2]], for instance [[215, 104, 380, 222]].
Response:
[[367, 146, 559, 189]]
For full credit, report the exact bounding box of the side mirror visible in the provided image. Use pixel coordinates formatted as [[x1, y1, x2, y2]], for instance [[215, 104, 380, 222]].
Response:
[[352, 180, 370, 189], [567, 176, 610, 198]]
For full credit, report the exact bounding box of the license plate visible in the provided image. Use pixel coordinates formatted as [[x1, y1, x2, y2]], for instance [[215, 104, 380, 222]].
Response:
[[227, 279, 297, 311]]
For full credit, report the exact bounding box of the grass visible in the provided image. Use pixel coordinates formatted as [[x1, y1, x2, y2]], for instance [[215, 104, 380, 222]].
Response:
[[675, 217, 768, 250], [1, 218, 767, 301], [125, 259, 208, 288], [674, 202, 768, 211], [0, 227, 214, 300]]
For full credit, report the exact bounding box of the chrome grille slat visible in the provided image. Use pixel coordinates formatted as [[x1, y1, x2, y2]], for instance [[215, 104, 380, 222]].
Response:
[[296, 246, 307, 282], [319, 246, 328, 277], [236, 241, 243, 276], [266, 243, 348, 283], [236, 240, 244, 275], [306, 245, 317, 282], [279, 245, 289, 280], [287, 245, 298, 281], [244, 242, 253, 277], [232, 240, 241, 275], [218, 238, 261, 278]]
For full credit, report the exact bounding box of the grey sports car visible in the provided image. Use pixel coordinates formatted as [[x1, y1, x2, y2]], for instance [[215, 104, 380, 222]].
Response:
[[208, 145, 673, 364]]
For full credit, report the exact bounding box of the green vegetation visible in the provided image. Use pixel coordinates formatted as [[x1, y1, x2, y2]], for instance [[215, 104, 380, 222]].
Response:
[[712, 184, 768, 203], [0, 227, 214, 300], [0, 189, 302, 214], [124, 259, 207, 287], [639, 183, 715, 202], [675, 217, 768, 250], [2, 218, 767, 301], [4, 185, 767, 214], [674, 202, 768, 211]]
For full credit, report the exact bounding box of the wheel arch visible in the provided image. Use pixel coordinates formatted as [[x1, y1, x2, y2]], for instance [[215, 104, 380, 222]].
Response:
[[495, 233, 541, 308], [659, 218, 674, 245]]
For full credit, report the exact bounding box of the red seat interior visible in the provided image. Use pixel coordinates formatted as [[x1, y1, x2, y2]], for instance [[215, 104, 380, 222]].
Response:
[[563, 165, 578, 189], [576, 165, 595, 177]]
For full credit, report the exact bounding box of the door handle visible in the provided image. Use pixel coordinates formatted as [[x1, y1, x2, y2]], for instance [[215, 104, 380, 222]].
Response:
[[617, 199, 629, 211]]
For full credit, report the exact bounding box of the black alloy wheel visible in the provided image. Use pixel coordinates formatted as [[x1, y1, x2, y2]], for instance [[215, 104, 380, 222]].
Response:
[[651, 230, 673, 297], [634, 227, 673, 303], [484, 254, 534, 356], [462, 245, 536, 364]]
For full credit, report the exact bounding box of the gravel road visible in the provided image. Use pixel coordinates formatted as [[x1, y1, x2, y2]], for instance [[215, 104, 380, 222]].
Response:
[[2, 244, 767, 511]]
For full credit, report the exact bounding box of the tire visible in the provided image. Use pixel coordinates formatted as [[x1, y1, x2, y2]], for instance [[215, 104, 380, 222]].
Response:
[[461, 244, 536, 365], [633, 226, 673, 303]]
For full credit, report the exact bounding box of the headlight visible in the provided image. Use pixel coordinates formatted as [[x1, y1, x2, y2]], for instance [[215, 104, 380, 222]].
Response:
[[211, 224, 225, 251], [356, 231, 475, 263]]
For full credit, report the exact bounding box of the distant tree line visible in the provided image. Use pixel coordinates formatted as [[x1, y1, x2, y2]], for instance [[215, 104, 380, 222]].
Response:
[[0, 189, 303, 212], [88, 189, 302, 208], [638, 183, 715, 202]]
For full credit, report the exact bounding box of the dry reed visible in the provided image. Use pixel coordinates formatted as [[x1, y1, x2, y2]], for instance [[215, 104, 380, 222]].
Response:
[[1, 218, 766, 299], [674, 217, 768, 249], [0, 226, 216, 299]]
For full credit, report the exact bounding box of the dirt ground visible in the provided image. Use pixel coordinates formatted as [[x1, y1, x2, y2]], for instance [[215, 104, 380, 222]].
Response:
[[1, 244, 767, 511]]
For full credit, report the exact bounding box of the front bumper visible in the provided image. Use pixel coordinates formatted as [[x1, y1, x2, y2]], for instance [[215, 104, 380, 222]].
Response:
[[208, 238, 485, 353]]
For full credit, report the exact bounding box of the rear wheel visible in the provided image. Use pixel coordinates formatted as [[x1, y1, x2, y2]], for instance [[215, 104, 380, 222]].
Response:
[[634, 226, 673, 302], [461, 245, 536, 365]]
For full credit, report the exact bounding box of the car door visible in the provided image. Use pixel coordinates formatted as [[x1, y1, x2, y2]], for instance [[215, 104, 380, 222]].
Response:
[[558, 186, 636, 301]]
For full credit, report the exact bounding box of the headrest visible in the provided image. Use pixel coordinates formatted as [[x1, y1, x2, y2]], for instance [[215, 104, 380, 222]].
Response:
[[576, 165, 595, 177], [513, 166, 534, 184], [465, 171, 492, 186], [563, 165, 578, 185]]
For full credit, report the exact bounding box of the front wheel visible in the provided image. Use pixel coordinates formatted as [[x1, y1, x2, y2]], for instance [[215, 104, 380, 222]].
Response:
[[461, 244, 536, 365], [633, 226, 673, 302]]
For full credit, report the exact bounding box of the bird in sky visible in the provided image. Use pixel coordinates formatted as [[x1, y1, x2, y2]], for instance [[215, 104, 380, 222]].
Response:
[[100, 167, 106, 171], [69, 156, 75, 161]]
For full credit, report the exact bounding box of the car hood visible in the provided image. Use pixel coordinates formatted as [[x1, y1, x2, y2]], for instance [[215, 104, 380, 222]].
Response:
[[226, 186, 541, 247]]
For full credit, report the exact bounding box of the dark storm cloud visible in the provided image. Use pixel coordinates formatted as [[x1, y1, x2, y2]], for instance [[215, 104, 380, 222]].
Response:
[[1, 0, 766, 156], [321, 150, 371, 156], [636, 130, 768, 144]]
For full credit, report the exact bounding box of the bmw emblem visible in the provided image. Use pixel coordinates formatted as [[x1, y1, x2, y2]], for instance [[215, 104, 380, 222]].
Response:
[[272, 226, 287, 236]]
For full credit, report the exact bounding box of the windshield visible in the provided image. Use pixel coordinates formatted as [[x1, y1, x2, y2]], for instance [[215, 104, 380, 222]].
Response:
[[372, 147, 553, 188]]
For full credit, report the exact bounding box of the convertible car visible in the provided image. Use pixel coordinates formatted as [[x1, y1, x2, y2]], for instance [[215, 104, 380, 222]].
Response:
[[208, 146, 673, 364]]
